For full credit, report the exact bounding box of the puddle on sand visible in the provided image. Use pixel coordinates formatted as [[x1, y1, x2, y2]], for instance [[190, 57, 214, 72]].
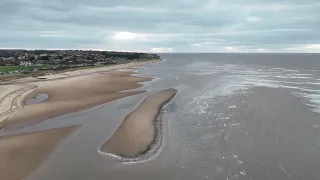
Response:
[[26, 94, 49, 105]]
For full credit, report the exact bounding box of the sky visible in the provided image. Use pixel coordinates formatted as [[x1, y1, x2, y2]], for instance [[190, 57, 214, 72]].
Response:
[[1, 0, 320, 53]]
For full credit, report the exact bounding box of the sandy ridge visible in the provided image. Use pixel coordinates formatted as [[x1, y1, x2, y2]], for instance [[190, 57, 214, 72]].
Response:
[[100, 88, 177, 160]]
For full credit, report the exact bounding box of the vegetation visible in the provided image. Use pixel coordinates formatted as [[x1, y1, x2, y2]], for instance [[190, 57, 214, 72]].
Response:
[[0, 65, 52, 73], [0, 60, 151, 82]]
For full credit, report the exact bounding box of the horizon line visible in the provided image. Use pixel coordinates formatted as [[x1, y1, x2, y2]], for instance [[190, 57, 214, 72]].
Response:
[[1, 49, 320, 54]]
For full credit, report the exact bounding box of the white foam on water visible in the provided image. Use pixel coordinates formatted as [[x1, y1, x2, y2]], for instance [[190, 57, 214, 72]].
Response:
[[192, 71, 218, 75], [279, 85, 320, 93], [306, 81, 320, 85], [293, 73, 313, 76], [312, 124, 320, 128], [97, 148, 162, 164], [184, 61, 320, 115], [240, 170, 247, 176], [271, 67, 299, 72], [298, 93, 320, 113], [185, 78, 248, 115], [289, 76, 312, 79]]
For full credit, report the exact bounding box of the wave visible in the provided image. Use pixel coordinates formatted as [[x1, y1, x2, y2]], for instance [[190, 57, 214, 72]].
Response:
[[183, 61, 320, 114]]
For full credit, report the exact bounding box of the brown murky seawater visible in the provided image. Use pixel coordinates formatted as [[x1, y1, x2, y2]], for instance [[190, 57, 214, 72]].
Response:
[[3, 54, 320, 180]]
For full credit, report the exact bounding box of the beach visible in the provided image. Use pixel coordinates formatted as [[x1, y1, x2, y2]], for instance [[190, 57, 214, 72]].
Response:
[[0, 60, 156, 129], [0, 59, 167, 180]]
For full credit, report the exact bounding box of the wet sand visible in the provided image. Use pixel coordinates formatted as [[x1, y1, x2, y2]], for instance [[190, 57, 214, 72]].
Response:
[[0, 125, 79, 180], [1, 64, 154, 129], [100, 88, 177, 158]]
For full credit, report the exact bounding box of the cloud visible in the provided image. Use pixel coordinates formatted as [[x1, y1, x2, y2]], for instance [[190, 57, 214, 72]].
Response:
[[112, 32, 140, 40], [191, 44, 202, 47], [225, 46, 242, 52], [286, 44, 320, 52], [255, 48, 272, 53], [150, 48, 174, 53], [246, 16, 261, 23], [1, 0, 320, 52], [225, 46, 249, 52]]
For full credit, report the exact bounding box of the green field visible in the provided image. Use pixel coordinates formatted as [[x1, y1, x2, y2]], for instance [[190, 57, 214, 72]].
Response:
[[0, 65, 51, 72]]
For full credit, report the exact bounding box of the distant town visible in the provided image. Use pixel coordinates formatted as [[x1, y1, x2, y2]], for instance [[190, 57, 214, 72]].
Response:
[[0, 49, 160, 75]]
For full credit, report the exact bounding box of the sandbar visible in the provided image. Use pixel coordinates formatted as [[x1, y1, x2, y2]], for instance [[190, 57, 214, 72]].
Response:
[[100, 88, 177, 158]]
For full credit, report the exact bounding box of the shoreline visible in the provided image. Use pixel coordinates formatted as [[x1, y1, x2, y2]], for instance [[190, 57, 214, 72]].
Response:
[[99, 88, 177, 161], [1, 59, 160, 84], [0, 60, 159, 130], [0, 59, 160, 83]]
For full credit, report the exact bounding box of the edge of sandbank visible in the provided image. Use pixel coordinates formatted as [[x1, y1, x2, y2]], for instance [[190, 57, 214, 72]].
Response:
[[98, 88, 178, 163]]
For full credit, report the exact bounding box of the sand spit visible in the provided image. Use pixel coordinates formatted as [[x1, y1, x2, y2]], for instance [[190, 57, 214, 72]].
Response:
[[0, 125, 79, 180], [1, 71, 151, 129], [99, 88, 177, 160]]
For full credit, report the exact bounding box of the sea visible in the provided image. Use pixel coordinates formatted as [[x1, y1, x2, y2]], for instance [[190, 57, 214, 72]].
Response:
[[26, 53, 320, 180]]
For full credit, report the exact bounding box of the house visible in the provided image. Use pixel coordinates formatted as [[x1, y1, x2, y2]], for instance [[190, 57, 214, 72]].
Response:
[[17, 56, 26, 60], [20, 61, 33, 66], [34, 55, 40, 60], [3, 57, 15, 61], [0, 59, 6, 66], [52, 59, 61, 64]]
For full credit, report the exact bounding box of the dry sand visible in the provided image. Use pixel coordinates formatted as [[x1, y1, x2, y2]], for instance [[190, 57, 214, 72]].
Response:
[[0, 84, 36, 128], [0, 61, 156, 129], [100, 88, 177, 158], [0, 125, 79, 180], [0, 85, 22, 115]]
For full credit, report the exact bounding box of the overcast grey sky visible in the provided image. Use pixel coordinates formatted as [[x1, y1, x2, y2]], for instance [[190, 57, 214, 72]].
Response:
[[1, 0, 320, 52]]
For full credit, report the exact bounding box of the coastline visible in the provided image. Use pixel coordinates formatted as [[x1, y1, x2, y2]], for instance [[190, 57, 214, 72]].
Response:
[[1, 59, 159, 84], [0, 59, 159, 83], [0, 60, 159, 130], [99, 88, 177, 160]]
